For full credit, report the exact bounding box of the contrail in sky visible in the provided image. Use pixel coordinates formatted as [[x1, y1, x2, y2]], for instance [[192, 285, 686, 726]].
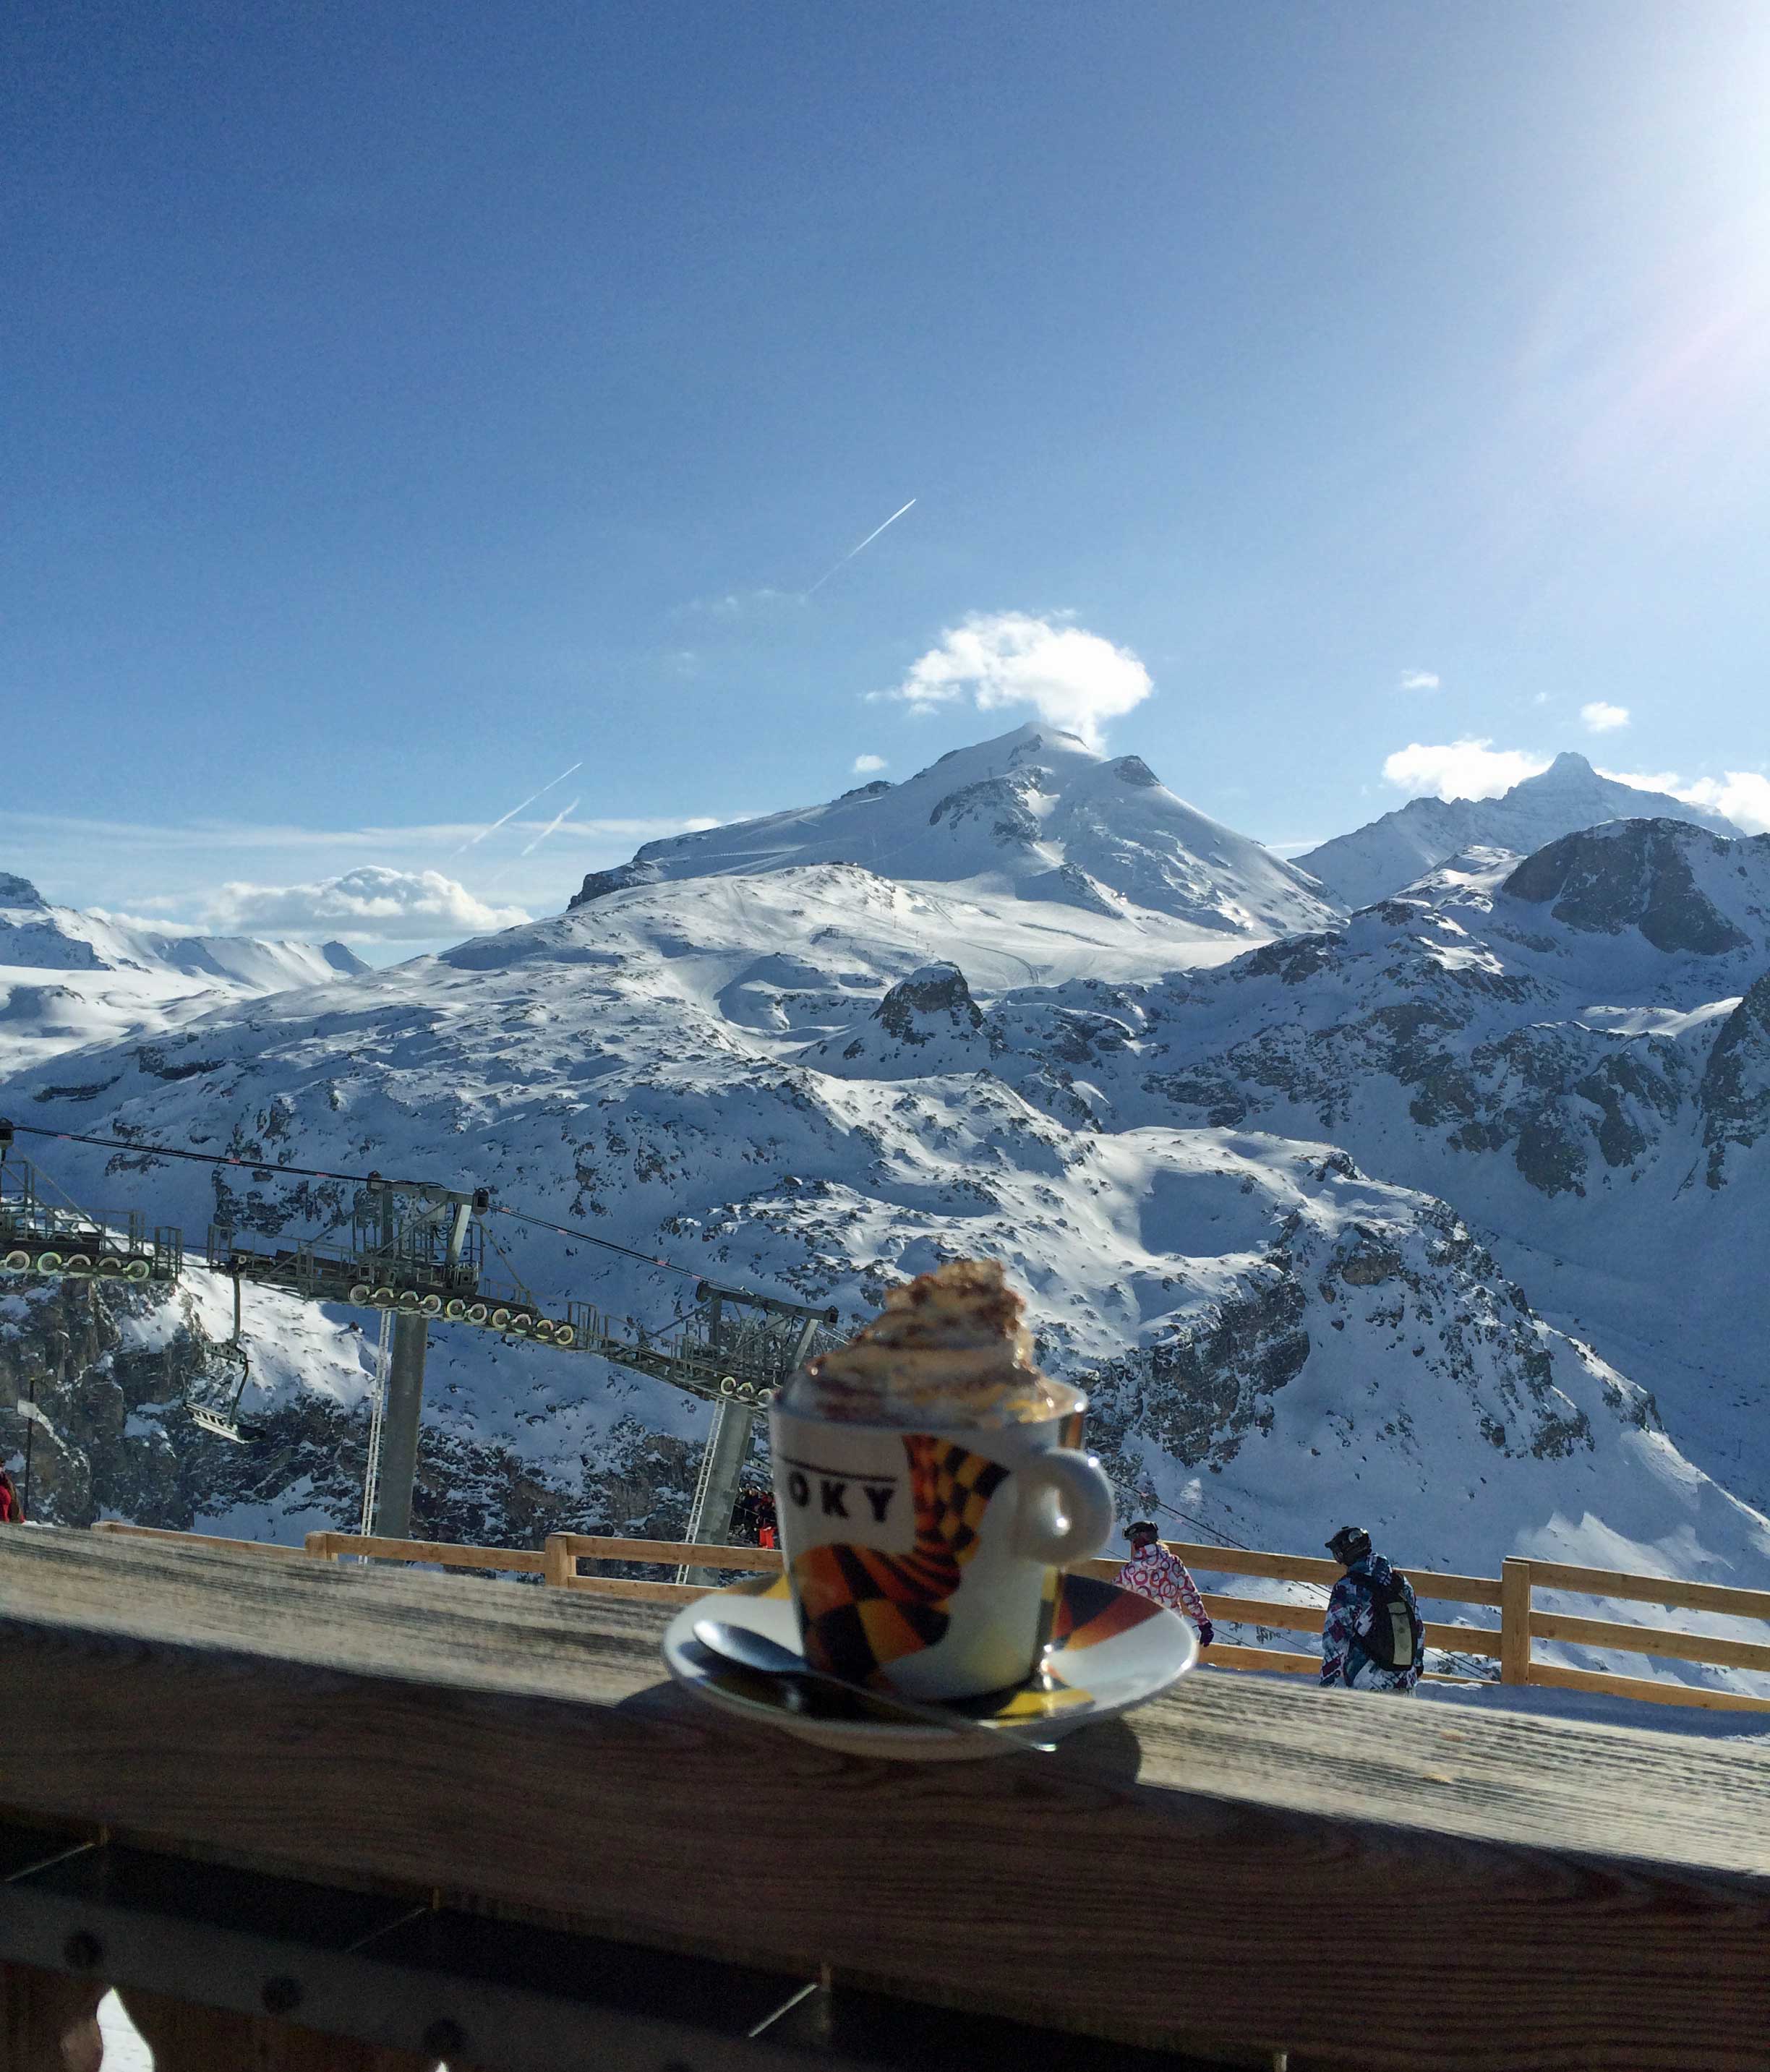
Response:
[[519, 797, 581, 857], [454, 761, 583, 855], [804, 497, 917, 596]]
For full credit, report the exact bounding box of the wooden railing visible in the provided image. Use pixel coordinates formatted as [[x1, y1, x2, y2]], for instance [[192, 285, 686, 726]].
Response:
[[30, 1516, 1770, 2068], [1508, 1554, 1770, 1713], [90, 1522, 1770, 1715]]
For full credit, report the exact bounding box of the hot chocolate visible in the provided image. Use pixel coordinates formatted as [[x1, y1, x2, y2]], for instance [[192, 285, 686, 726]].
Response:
[[783, 1259, 1079, 1427]]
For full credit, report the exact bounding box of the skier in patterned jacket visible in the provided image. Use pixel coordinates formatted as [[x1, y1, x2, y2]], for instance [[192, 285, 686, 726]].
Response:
[[1320, 1525, 1424, 1692], [1118, 1523, 1213, 1648]]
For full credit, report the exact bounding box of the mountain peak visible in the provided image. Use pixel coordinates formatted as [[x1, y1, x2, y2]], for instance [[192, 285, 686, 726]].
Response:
[[1535, 751, 1597, 782], [1298, 754, 1743, 909], [0, 873, 45, 908], [567, 725, 1337, 942]]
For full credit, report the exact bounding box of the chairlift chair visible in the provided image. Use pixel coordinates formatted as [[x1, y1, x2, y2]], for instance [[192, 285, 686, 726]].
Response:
[[187, 1269, 258, 1444]]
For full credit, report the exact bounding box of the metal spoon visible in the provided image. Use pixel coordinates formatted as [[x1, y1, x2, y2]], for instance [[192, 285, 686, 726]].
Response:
[[691, 1618, 1058, 1754]]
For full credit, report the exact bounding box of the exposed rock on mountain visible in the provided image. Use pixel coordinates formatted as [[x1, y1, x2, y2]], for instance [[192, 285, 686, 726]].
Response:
[[1700, 973, 1770, 1189], [1504, 822, 1758, 956], [0, 1267, 701, 1546], [1296, 754, 1742, 909]]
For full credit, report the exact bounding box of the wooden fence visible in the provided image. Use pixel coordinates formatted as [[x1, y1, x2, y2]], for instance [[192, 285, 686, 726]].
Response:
[[90, 1521, 1770, 1716]]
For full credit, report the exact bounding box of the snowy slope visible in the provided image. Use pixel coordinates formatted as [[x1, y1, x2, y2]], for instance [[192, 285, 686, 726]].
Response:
[[570, 723, 1341, 943], [0, 874, 366, 1076], [879, 818, 1770, 1514], [12, 813, 1770, 1698], [1296, 753, 1741, 909]]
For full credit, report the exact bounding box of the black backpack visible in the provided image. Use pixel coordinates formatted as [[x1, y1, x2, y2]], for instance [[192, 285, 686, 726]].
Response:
[[1359, 1567, 1418, 1671]]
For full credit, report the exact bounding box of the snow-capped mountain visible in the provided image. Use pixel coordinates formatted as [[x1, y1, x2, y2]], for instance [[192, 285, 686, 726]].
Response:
[[1295, 753, 1741, 909], [571, 723, 1341, 948], [0, 874, 366, 1076], [829, 818, 1770, 1515], [11, 792, 1770, 1695]]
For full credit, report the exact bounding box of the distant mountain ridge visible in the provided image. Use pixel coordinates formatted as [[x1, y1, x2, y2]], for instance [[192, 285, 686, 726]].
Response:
[[0, 873, 367, 1075], [1296, 753, 1741, 909], [570, 722, 1341, 944]]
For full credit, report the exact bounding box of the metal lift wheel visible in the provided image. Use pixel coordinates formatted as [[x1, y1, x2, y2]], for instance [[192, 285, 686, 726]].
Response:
[[1, 1251, 28, 1273], [531, 1320, 555, 1343], [349, 1283, 372, 1305], [466, 1303, 489, 1324], [490, 1307, 511, 1330], [420, 1294, 442, 1316], [95, 1257, 122, 1276], [756, 1387, 775, 1406], [35, 1251, 62, 1273], [397, 1290, 421, 1312], [64, 1254, 93, 1275], [124, 1259, 150, 1281], [510, 1311, 533, 1334], [718, 1376, 738, 1397], [444, 1298, 466, 1319], [551, 1324, 575, 1348], [373, 1287, 396, 1306]]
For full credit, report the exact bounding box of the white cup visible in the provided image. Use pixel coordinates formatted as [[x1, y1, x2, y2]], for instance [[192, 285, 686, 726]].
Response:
[[768, 1392, 1116, 1700]]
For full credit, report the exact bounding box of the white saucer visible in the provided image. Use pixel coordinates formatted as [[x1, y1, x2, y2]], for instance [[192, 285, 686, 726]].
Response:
[[662, 1571, 1197, 1761]]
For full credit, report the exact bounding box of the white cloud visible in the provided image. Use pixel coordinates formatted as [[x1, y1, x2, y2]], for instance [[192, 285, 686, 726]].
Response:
[[1531, 692, 1550, 706], [1650, 771, 1770, 835], [872, 611, 1153, 748], [1398, 670, 1441, 691], [1382, 739, 1552, 800], [1593, 766, 1770, 834], [677, 587, 803, 620], [200, 868, 532, 944], [87, 909, 212, 938], [852, 753, 887, 774], [1580, 701, 1631, 734]]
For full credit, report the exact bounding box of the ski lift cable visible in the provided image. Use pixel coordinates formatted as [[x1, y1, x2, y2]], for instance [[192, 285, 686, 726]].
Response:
[[4, 1121, 379, 1187], [485, 1204, 704, 1280], [4, 1120, 711, 1283], [8, 1113, 802, 1364], [1139, 1489, 1263, 1557], [474, 1216, 536, 1302]]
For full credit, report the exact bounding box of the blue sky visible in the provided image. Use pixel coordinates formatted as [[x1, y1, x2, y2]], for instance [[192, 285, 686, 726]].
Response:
[[7, 1, 1770, 951]]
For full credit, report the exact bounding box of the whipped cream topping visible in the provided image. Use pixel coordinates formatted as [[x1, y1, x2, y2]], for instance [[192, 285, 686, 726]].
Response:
[[787, 1259, 1079, 1426]]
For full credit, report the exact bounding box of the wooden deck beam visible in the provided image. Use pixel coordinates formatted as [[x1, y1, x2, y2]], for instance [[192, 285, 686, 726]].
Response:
[[1, 1531, 1768, 2069]]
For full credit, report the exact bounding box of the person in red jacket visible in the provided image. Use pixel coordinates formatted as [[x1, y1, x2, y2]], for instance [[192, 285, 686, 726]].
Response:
[[1117, 1521, 1213, 1647], [0, 1468, 22, 1524]]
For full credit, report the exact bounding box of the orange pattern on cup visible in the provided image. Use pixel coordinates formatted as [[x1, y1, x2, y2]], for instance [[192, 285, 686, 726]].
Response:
[[792, 1434, 1009, 1684]]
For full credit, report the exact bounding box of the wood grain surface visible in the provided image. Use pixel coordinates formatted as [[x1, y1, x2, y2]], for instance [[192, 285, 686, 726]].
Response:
[[3, 1530, 1769, 2070]]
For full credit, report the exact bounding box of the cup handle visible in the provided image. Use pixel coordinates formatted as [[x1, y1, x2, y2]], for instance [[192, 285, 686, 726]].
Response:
[[1011, 1447, 1116, 1567]]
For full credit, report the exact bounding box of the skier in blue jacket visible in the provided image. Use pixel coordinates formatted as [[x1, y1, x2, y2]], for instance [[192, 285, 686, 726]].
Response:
[[1320, 1525, 1424, 1692]]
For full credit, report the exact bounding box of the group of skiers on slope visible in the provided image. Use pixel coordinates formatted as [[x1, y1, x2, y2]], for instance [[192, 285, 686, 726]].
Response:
[[1117, 1518, 1426, 1693]]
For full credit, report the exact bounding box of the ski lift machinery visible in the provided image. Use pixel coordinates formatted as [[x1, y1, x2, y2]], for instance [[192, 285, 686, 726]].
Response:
[[208, 1173, 842, 1554], [0, 1120, 841, 1555]]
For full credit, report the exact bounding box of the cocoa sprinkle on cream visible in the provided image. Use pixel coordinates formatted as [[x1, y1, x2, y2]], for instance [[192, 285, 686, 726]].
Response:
[[790, 1259, 1079, 1426]]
